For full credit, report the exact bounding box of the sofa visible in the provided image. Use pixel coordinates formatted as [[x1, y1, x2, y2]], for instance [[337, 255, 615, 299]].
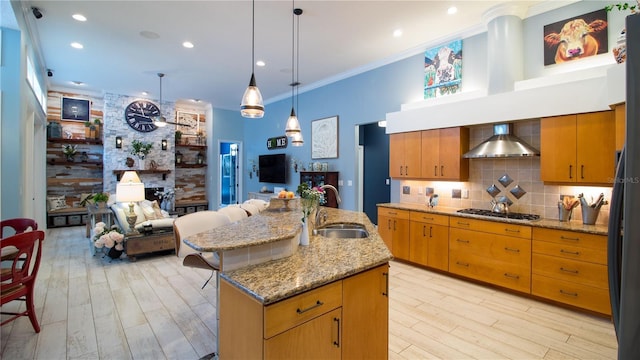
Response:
[[110, 198, 174, 233]]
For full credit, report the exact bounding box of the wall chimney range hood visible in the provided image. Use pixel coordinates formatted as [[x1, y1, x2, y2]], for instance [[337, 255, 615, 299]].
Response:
[[463, 123, 539, 158]]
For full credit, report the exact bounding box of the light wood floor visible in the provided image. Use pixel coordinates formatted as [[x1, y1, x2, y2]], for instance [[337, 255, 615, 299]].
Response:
[[1, 226, 617, 359]]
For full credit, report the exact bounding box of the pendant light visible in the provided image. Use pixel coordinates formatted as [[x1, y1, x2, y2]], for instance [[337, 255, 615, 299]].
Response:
[[286, 6, 304, 146], [153, 73, 168, 127], [240, 0, 264, 118]]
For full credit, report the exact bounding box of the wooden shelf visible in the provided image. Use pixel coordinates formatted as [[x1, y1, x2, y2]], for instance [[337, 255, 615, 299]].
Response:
[[47, 138, 103, 145], [113, 169, 171, 181], [176, 163, 207, 168], [176, 143, 207, 150], [47, 177, 103, 186], [47, 159, 103, 166]]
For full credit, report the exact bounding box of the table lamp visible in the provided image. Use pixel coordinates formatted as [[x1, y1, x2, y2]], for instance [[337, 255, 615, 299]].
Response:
[[116, 171, 145, 233]]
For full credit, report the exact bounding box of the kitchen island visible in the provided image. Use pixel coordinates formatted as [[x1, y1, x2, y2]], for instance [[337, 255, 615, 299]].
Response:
[[185, 207, 393, 359]]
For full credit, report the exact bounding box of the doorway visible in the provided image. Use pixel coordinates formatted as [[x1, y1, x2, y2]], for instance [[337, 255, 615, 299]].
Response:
[[219, 141, 241, 207], [358, 122, 390, 225]]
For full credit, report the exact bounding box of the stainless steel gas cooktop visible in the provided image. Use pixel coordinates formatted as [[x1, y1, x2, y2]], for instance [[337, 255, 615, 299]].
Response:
[[456, 208, 540, 221]]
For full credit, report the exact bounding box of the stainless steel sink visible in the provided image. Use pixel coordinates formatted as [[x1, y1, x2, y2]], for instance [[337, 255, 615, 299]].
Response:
[[320, 223, 366, 230], [315, 224, 369, 239]]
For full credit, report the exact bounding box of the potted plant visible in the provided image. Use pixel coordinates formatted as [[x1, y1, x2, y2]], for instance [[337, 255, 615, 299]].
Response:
[[175, 130, 183, 144], [606, 1, 639, 63], [80, 192, 110, 209], [93, 118, 102, 139], [84, 121, 92, 139], [130, 140, 153, 169], [63, 144, 77, 162]]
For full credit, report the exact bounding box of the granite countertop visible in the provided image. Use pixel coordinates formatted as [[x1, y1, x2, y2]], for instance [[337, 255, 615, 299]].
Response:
[[187, 207, 393, 305], [377, 203, 608, 235]]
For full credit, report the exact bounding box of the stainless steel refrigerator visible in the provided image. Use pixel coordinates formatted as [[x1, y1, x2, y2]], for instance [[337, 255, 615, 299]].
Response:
[[608, 13, 640, 359]]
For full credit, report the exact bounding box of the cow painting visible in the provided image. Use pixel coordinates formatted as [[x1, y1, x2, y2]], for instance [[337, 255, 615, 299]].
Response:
[[543, 9, 608, 65], [424, 40, 462, 99]]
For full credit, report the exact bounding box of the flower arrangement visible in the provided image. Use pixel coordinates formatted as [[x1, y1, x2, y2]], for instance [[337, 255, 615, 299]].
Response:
[[297, 183, 325, 219], [93, 222, 125, 251], [130, 140, 153, 160]]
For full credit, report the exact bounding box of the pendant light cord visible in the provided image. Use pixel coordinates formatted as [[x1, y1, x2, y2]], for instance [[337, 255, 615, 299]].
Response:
[[252, 0, 256, 74], [296, 9, 300, 112], [291, 0, 295, 109]]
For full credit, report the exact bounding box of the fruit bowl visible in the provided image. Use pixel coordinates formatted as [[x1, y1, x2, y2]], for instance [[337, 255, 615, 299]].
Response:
[[270, 196, 299, 211]]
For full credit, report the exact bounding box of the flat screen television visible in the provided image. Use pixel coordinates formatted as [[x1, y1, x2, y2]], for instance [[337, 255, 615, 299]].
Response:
[[259, 153, 287, 183]]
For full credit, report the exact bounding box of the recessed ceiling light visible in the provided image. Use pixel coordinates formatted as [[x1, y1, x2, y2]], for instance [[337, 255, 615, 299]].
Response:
[[393, 29, 403, 38], [70, 42, 83, 49], [447, 6, 458, 15], [142, 91, 149, 96], [72, 13, 86, 21], [140, 30, 160, 39], [256, 60, 266, 67], [183, 41, 194, 48]]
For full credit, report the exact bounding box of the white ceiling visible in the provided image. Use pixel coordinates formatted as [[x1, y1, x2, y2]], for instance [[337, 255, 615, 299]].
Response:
[[19, 0, 564, 110]]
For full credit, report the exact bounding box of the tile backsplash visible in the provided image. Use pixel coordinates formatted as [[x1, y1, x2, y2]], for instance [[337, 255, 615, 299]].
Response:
[[399, 120, 613, 225]]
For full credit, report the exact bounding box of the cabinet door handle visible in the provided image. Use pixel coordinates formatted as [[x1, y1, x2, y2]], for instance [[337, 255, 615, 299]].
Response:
[[560, 289, 578, 297], [569, 165, 573, 179], [456, 238, 470, 244], [393, 220, 396, 231], [456, 221, 470, 226], [560, 249, 580, 256], [505, 228, 520, 233], [560, 235, 580, 241], [422, 216, 434, 221], [387, 219, 391, 230], [422, 225, 426, 237], [382, 272, 389, 297], [581, 165, 584, 179], [456, 261, 469, 267], [504, 247, 520, 253], [296, 300, 324, 314], [400, 166, 403, 176], [560, 267, 579, 274], [405, 166, 408, 176], [440, 165, 444, 177], [434, 166, 438, 177], [504, 273, 520, 279], [333, 317, 341, 347], [429, 226, 433, 238]]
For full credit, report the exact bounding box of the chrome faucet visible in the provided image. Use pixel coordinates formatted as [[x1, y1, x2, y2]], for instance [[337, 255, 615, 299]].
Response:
[[314, 208, 328, 234], [320, 184, 342, 206]]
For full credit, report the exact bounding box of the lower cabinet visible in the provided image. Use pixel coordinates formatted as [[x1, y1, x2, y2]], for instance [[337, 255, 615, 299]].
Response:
[[449, 218, 532, 293], [531, 228, 610, 315], [409, 212, 449, 271], [377, 207, 410, 259], [219, 264, 389, 359]]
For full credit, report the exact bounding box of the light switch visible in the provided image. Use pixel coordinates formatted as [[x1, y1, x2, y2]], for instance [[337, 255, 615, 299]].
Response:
[[462, 189, 469, 199], [338, 180, 344, 186], [347, 180, 352, 186]]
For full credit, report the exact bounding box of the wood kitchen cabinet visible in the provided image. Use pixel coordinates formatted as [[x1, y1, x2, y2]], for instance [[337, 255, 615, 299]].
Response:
[[377, 207, 410, 259], [389, 131, 421, 178], [409, 212, 449, 271], [540, 111, 615, 184], [219, 265, 389, 359], [615, 103, 626, 151], [421, 127, 469, 181], [531, 228, 610, 315], [449, 218, 532, 293]]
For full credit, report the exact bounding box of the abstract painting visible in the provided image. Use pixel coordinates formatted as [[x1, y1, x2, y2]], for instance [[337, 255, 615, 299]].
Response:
[[424, 40, 462, 99]]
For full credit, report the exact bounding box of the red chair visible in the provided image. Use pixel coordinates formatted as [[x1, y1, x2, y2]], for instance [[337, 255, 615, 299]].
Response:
[[1, 218, 38, 239], [1, 218, 37, 263], [0, 230, 45, 333]]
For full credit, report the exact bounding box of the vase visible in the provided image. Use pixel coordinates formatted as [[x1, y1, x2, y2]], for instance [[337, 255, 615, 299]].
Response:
[[300, 220, 310, 246], [138, 158, 146, 170], [613, 28, 627, 64], [107, 247, 123, 259]]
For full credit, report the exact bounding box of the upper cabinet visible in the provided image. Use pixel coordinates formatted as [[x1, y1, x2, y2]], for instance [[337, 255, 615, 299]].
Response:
[[389, 132, 421, 178], [421, 127, 469, 181], [541, 110, 615, 185]]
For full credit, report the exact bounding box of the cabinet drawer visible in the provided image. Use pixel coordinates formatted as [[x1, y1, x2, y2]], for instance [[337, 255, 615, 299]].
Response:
[[532, 274, 611, 315], [265, 281, 342, 339], [449, 251, 531, 293], [409, 211, 449, 226], [533, 228, 606, 250], [532, 253, 608, 289], [449, 228, 531, 265], [377, 207, 409, 220], [450, 217, 531, 239], [532, 240, 606, 265]]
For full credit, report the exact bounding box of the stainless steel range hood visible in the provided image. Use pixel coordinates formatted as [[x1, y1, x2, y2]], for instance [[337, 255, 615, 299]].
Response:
[[463, 123, 539, 158]]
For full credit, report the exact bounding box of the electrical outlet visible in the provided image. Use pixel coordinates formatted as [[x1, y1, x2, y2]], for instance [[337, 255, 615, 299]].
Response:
[[385, 178, 390, 185], [338, 180, 344, 186], [462, 189, 469, 199], [452, 189, 462, 199], [402, 186, 411, 194], [418, 187, 423, 195]]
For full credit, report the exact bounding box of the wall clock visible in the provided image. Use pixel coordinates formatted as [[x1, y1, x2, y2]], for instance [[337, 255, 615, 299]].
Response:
[[124, 100, 161, 132]]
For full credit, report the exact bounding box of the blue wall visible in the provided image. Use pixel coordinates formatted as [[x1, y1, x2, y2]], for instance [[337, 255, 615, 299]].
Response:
[[239, 54, 424, 210]]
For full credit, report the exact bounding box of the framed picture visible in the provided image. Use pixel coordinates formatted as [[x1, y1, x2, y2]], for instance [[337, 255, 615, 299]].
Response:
[[424, 40, 462, 99], [176, 111, 200, 135], [312, 116, 338, 159], [543, 9, 608, 66], [61, 97, 90, 121]]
